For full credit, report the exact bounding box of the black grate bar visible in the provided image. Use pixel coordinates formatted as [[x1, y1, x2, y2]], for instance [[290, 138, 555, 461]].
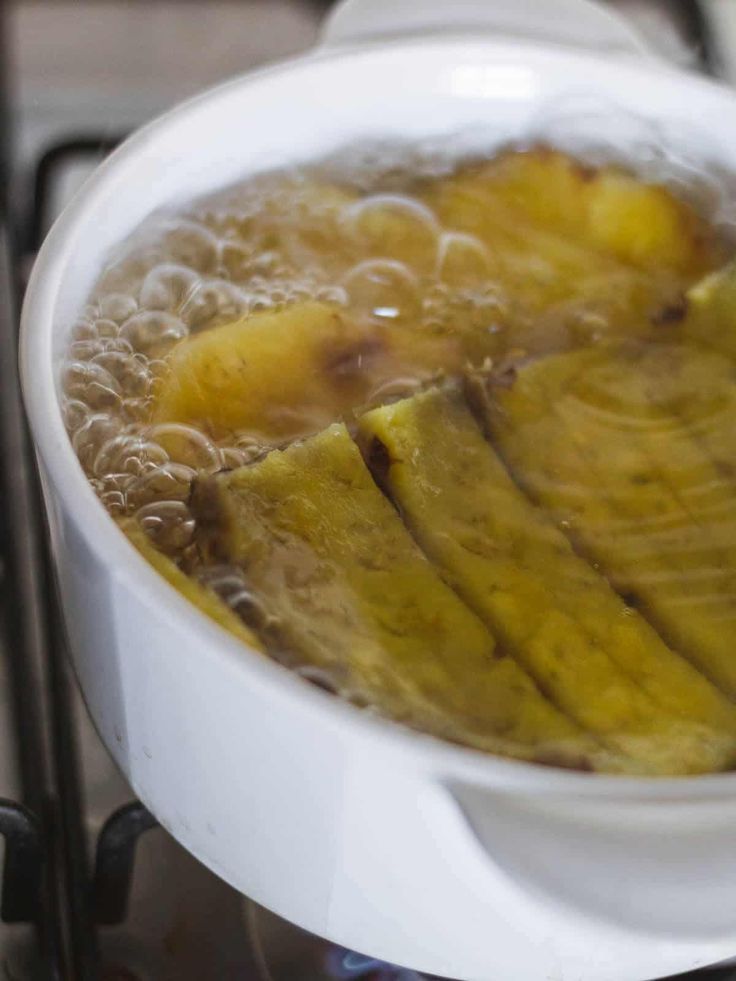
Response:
[[26, 136, 124, 255], [0, 799, 43, 924], [92, 802, 158, 926]]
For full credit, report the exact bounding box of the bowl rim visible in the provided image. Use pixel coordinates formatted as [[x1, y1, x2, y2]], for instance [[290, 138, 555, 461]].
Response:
[[20, 32, 736, 800]]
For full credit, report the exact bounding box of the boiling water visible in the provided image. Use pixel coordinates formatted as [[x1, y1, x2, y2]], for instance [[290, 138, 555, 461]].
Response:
[[62, 159, 526, 561], [63, 147, 727, 555], [60, 140, 736, 771]]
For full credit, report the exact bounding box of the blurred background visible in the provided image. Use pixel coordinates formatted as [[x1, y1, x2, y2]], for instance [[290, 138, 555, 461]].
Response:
[[4, 0, 734, 234]]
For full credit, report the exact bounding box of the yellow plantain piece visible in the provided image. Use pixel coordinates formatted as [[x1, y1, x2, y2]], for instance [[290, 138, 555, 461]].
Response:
[[686, 259, 736, 360], [192, 422, 611, 769], [358, 387, 736, 774], [579, 340, 736, 509], [153, 301, 462, 443], [449, 147, 723, 273], [421, 148, 723, 356], [483, 345, 736, 698], [119, 518, 263, 651]]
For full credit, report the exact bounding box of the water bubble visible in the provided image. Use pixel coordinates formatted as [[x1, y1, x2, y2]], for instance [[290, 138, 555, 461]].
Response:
[[220, 240, 257, 282], [160, 220, 218, 273], [68, 339, 104, 361], [71, 319, 98, 342], [343, 259, 420, 325], [145, 423, 221, 472], [62, 398, 91, 435], [437, 232, 493, 286], [139, 263, 200, 312], [91, 351, 151, 397], [93, 434, 168, 478], [98, 292, 139, 323], [216, 447, 244, 469], [94, 318, 119, 339], [315, 284, 349, 306], [342, 193, 439, 269], [231, 433, 269, 464], [97, 472, 134, 515], [120, 310, 188, 357], [126, 462, 195, 511], [101, 336, 134, 354], [63, 361, 122, 411], [121, 395, 155, 424], [72, 413, 122, 472], [179, 279, 248, 330], [135, 499, 196, 554]]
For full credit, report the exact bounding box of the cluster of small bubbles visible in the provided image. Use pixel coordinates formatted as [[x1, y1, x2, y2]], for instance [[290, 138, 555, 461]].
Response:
[[196, 564, 272, 629], [91, 432, 168, 478], [119, 309, 188, 357], [136, 499, 196, 555], [179, 279, 249, 331], [62, 173, 384, 568], [125, 462, 195, 511], [96, 472, 133, 516], [63, 361, 122, 413], [317, 139, 459, 193], [421, 280, 508, 337], [229, 434, 271, 465]]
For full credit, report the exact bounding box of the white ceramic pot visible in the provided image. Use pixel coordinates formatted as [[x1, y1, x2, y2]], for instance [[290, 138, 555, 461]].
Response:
[[19, 2, 736, 979]]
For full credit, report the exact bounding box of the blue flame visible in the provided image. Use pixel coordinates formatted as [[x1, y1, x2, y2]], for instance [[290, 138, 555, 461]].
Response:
[[326, 945, 427, 979]]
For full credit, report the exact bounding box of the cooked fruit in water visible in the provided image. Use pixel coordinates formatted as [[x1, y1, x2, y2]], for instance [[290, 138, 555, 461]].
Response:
[[62, 143, 736, 774]]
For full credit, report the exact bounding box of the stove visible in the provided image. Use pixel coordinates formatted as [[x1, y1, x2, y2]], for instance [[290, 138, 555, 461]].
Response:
[[2, 1, 736, 979]]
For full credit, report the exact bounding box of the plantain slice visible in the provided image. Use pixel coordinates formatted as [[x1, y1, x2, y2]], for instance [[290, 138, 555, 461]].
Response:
[[153, 301, 461, 443], [483, 344, 736, 699], [119, 518, 263, 651], [462, 147, 722, 274], [358, 386, 736, 774], [421, 148, 723, 357], [191, 422, 611, 769], [686, 259, 736, 360]]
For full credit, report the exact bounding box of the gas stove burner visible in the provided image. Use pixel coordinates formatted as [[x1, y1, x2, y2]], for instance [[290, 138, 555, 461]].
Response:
[[326, 947, 428, 980], [246, 901, 443, 981]]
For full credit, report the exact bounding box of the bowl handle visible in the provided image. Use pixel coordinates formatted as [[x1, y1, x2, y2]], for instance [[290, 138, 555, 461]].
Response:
[[449, 780, 736, 940], [321, 0, 655, 60]]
